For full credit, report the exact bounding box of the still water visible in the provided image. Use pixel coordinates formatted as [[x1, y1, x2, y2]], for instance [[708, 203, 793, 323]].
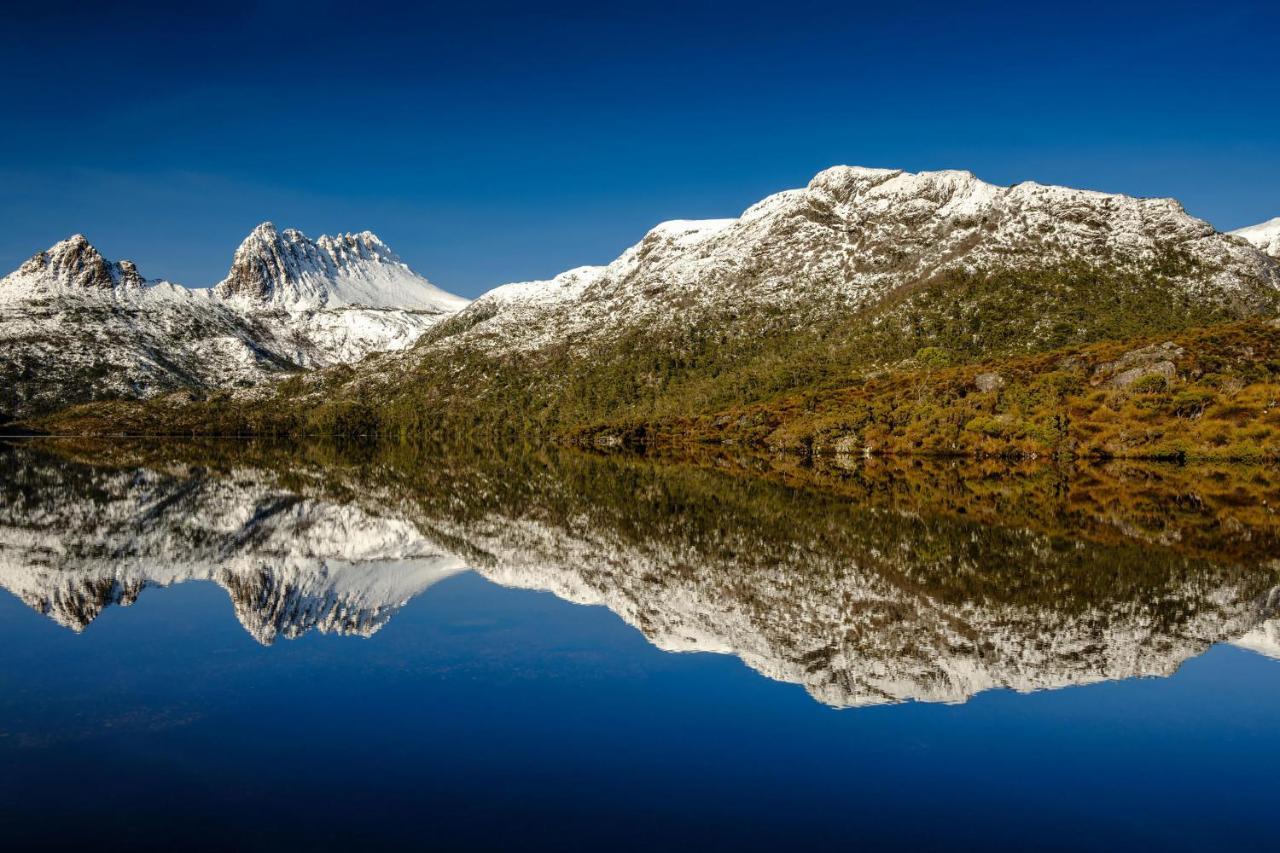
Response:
[[1, 440, 1278, 851]]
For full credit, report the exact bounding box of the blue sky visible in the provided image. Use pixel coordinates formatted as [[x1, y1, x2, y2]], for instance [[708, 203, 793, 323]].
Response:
[[2, 0, 1277, 298]]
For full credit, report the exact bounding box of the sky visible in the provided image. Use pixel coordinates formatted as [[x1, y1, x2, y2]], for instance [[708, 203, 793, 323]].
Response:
[[1, 0, 1277, 298]]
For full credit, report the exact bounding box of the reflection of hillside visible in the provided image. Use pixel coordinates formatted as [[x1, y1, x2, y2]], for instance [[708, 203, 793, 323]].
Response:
[[370, 445, 1280, 707], [606, 448, 1280, 568], [0, 444, 464, 643], [4, 440, 1278, 707]]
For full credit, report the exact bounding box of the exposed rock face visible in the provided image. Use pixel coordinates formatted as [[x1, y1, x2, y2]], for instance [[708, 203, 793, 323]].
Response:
[[1091, 341, 1185, 388], [213, 222, 467, 312], [10, 235, 144, 292], [215, 223, 327, 303], [427, 166, 1280, 355], [1232, 216, 1280, 259], [974, 372, 1004, 392], [0, 227, 469, 417]]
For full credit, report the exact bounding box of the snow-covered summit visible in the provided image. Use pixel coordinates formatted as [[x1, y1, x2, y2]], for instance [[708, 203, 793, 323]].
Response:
[[0, 234, 155, 300], [1232, 216, 1280, 259], [214, 222, 468, 313], [0, 228, 469, 416], [431, 165, 1280, 356]]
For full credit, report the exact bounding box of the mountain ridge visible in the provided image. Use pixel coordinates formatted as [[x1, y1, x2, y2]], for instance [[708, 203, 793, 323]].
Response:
[[420, 165, 1279, 356], [16, 165, 1280, 442], [0, 226, 469, 417], [213, 221, 468, 312]]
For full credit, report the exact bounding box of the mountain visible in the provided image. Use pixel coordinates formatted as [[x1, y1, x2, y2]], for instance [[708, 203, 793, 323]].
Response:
[[0, 233, 149, 296], [212, 223, 469, 365], [0, 227, 467, 418], [215, 222, 466, 312], [0, 236, 298, 419], [54, 164, 1280, 443], [436, 166, 1279, 354], [1232, 216, 1280, 259]]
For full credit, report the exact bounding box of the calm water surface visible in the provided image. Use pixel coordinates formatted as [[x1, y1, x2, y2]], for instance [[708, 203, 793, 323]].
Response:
[[1, 440, 1277, 851]]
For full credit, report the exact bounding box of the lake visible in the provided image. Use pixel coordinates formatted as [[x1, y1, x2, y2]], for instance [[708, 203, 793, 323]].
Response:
[[1, 439, 1278, 851]]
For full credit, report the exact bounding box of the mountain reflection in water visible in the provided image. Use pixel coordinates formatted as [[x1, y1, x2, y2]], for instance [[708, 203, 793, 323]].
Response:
[[1, 439, 1278, 708]]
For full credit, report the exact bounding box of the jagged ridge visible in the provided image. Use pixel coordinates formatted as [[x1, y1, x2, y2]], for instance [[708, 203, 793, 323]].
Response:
[[213, 221, 468, 312], [0, 227, 469, 417]]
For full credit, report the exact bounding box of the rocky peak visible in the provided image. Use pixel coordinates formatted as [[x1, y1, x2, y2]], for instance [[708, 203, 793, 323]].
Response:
[[6, 234, 145, 292], [315, 230, 400, 265], [213, 221, 467, 312], [212, 221, 326, 302]]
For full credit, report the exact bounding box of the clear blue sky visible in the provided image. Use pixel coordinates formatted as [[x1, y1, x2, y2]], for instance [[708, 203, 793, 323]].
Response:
[[2, 0, 1277, 298]]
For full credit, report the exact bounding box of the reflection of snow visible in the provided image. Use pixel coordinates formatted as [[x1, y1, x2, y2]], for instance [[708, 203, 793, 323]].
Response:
[[1232, 620, 1280, 661], [3, 445, 1277, 708], [0, 455, 464, 643]]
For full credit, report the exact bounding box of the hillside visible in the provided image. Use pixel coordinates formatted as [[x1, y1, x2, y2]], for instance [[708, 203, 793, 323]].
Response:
[[572, 318, 1280, 462], [23, 167, 1280, 444]]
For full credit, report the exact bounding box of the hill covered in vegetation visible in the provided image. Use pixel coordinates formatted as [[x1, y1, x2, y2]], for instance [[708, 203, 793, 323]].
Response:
[[22, 167, 1280, 460]]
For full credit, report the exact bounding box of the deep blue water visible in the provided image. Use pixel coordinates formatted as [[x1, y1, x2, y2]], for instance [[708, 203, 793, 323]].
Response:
[[2, 571, 1278, 852]]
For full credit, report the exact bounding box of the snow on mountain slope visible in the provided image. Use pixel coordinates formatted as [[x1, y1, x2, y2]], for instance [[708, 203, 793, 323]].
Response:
[[0, 234, 150, 298], [212, 222, 469, 365], [432, 166, 1280, 353], [0, 237, 301, 417], [0, 228, 468, 416], [1232, 216, 1280, 259]]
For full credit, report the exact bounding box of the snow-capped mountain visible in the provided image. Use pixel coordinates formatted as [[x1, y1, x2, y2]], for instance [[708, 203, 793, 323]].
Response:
[[210, 223, 469, 366], [215, 222, 466, 312], [1232, 216, 1280, 259], [0, 227, 467, 418], [0, 236, 300, 418], [426, 166, 1280, 354], [0, 233, 149, 296]]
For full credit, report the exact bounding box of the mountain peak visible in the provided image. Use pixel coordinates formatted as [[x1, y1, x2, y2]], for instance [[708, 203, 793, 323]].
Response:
[[3, 234, 145, 293], [213, 224, 467, 313]]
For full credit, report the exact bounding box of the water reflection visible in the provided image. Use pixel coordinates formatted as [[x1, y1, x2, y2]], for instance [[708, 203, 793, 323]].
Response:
[[2, 439, 1277, 707]]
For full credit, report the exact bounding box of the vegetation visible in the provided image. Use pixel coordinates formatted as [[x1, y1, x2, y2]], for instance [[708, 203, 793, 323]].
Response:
[[16, 437, 1280, 620], [26, 260, 1280, 463], [574, 318, 1280, 462]]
